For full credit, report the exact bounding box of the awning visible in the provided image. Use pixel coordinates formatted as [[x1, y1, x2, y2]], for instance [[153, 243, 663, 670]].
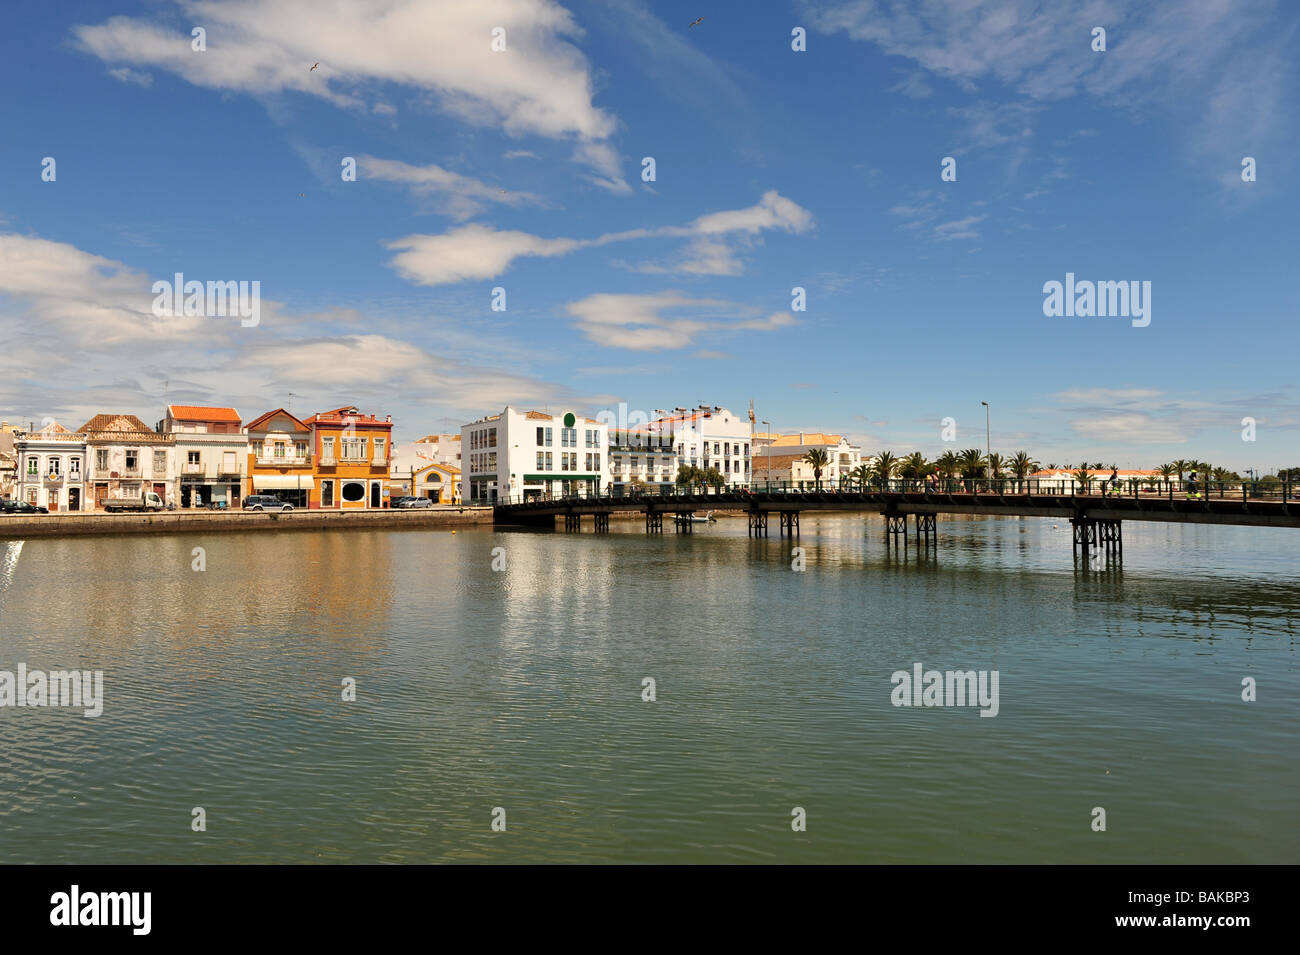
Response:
[[252, 475, 310, 489]]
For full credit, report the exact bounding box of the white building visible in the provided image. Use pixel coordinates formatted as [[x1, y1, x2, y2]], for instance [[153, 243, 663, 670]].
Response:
[[461, 407, 609, 503], [390, 433, 461, 486], [14, 422, 88, 511], [752, 432, 864, 487], [650, 405, 753, 487], [608, 428, 678, 493], [78, 413, 176, 510], [156, 405, 247, 508]]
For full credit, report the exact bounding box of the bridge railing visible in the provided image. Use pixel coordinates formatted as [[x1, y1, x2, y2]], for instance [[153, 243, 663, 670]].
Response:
[[476, 478, 1293, 507]]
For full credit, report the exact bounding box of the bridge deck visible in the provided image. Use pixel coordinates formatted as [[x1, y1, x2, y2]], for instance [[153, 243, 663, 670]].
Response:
[[493, 489, 1300, 529]]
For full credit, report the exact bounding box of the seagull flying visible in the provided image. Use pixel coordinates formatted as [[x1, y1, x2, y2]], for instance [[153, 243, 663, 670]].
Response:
[[689, 17, 703, 28], [310, 62, 319, 71]]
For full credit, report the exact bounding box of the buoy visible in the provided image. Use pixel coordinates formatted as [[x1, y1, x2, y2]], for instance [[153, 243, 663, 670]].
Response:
[[452, 530, 457, 535]]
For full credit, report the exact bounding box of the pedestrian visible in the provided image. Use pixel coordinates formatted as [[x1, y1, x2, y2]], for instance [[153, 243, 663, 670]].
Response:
[[1186, 470, 1199, 500]]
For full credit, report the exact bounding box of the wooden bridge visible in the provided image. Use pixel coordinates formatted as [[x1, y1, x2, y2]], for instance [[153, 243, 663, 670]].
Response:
[[491, 480, 1300, 556]]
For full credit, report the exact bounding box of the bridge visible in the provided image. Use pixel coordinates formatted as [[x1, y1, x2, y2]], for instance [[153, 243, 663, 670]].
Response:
[[491, 479, 1299, 556]]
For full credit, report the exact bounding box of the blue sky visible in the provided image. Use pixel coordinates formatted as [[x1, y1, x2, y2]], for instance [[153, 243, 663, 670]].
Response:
[[1, 0, 1297, 470]]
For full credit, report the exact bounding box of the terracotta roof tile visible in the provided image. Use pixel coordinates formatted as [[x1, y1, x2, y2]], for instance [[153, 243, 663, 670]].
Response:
[[167, 405, 241, 422]]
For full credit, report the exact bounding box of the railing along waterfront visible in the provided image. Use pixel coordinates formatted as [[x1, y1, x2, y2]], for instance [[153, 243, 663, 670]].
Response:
[[477, 478, 1295, 508]]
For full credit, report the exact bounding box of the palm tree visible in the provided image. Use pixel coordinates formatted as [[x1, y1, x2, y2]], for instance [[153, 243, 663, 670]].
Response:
[[1009, 451, 1039, 492], [1072, 464, 1092, 494], [848, 463, 872, 490], [986, 451, 1006, 487], [1044, 462, 1058, 470], [935, 450, 960, 480], [898, 452, 928, 487], [1171, 459, 1191, 484], [1157, 462, 1175, 491], [872, 450, 897, 487], [957, 448, 986, 490], [802, 448, 830, 489]]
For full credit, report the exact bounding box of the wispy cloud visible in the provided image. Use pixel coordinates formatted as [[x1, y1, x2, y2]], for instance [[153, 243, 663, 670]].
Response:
[[563, 291, 796, 350], [359, 157, 546, 221]]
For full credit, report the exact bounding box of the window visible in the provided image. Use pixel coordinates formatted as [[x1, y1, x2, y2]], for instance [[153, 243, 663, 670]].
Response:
[[154, 450, 167, 474], [713, 442, 720, 455], [125, 449, 139, 470], [321, 481, 334, 507], [630, 456, 638, 470], [724, 443, 730, 456], [545, 452, 553, 471], [488, 428, 496, 447], [585, 453, 592, 471], [537, 451, 545, 470], [322, 437, 334, 459], [274, 442, 285, 459], [188, 451, 201, 465], [48, 457, 61, 476], [296, 441, 308, 459], [69, 456, 81, 476], [594, 453, 600, 470], [545, 427, 553, 446], [374, 438, 386, 462], [96, 449, 109, 471], [537, 427, 544, 445], [342, 481, 366, 503]]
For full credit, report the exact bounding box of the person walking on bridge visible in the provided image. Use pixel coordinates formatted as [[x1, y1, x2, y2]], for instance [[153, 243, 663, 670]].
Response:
[[1186, 470, 1200, 500]]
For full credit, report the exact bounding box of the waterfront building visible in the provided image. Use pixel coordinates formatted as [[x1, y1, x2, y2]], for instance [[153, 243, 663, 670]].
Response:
[[78, 414, 175, 510], [1028, 468, 1163, 492], [0, 421, 19, 499], [156, 405, 246, 508], [14, 421, 88, 511], [461, 407, 609, 503], [388, 461, 462, 503], [752, 432, 863, 487], [608, 427, 678, 493], [245, 408, 314, 508], [390, 433, 461, 490], [305, 406, 393, 509], [649, 405, 753, 486]]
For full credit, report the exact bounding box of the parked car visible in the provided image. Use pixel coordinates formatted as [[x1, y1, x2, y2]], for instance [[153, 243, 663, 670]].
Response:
[[243, 494, 294, 512], [393, 496, 434, 509], [1, 499, 50, 514]]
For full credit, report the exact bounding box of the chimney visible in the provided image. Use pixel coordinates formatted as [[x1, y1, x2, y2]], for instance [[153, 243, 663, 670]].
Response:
[[386, 414, 392, 422]]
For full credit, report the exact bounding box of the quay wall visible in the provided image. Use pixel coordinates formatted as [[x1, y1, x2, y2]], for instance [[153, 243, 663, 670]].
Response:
[[0, 507, 494, 539]]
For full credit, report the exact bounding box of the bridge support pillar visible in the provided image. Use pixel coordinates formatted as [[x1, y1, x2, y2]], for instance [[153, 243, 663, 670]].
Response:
[[593, 512, 610, 533], [885, 513, 907, 545], [1071, 518, 1121, 557], [779, 511, 799, 536], [914, 512, 936, 546], [674, 512, 695, 534], [645, 511, 663, 534], [564, 512, 581, 532], [748, 509, 768, 537]]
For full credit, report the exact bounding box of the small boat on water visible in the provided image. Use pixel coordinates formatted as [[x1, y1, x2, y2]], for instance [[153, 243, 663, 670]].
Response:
[[675, 510, 716, 524]]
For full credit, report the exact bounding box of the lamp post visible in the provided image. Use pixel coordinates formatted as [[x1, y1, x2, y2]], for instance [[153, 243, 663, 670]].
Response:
[[980, 401, 990, 493]]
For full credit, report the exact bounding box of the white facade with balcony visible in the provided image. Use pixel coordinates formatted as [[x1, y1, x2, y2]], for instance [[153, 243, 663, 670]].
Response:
[[157, 406, 247, 507], [14, 423, 88, 511], [650, 405, 753, 487], [461, 407, 609, 503]]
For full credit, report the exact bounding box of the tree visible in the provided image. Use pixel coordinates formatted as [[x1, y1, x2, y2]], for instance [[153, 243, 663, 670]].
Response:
[[1171, 459, 1191, 483], [987, 452, 1006, 482], [1072, 464, 1093, 494], [802, 449, 830, 488], [872, 450, 897, 486], [848, 463, 872, 490], [1008, 451, 1039, 492], [702, 467, 725, 489], [676, 465, 702, 487], [898, 452, 928, 483], [935, 451, 961, 480], [958, 448, 986, 480]]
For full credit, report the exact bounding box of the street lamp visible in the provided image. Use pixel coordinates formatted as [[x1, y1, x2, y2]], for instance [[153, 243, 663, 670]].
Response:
[[980, 401, 990, 493]]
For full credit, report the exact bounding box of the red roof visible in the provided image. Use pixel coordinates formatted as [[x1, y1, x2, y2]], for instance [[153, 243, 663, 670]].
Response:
[[168, 405, 241, 423], [244, 408, 311, 433]]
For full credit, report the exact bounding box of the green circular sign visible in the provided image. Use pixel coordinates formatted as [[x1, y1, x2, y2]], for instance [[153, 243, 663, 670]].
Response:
[[563, 412, 576, 428]]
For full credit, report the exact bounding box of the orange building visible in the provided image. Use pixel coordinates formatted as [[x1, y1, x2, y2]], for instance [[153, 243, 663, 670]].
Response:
[[245, 408, 314, 507], [305, 406, 393, 509]]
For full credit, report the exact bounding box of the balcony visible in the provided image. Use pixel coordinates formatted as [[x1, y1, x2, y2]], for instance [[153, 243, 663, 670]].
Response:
[[319, 455, 337, 466], [183, 462, 206, 475], [43, 473, 64, 485], [93, 467, 140, 479], [371, 454, 386, 466], [254, 454, 311, 467]]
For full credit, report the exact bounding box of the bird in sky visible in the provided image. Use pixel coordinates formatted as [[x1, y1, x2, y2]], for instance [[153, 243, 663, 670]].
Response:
[[310, 62, 319, 71], [689, 17, 703, 28]]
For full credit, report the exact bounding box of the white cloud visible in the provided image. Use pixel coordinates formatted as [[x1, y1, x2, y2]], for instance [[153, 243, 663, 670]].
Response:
[[107, 66, 153, 86], [563, 291, 796, 350], [1071, 413, 1187, 445], [360, 156, 545, 220], [932, 215, 985, 241], [72, 0, 626, 186], [385, 190, 814, 285]]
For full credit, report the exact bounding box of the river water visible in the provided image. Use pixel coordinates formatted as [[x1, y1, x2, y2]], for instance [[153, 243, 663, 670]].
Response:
[[1, 514, 1296, 863]]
